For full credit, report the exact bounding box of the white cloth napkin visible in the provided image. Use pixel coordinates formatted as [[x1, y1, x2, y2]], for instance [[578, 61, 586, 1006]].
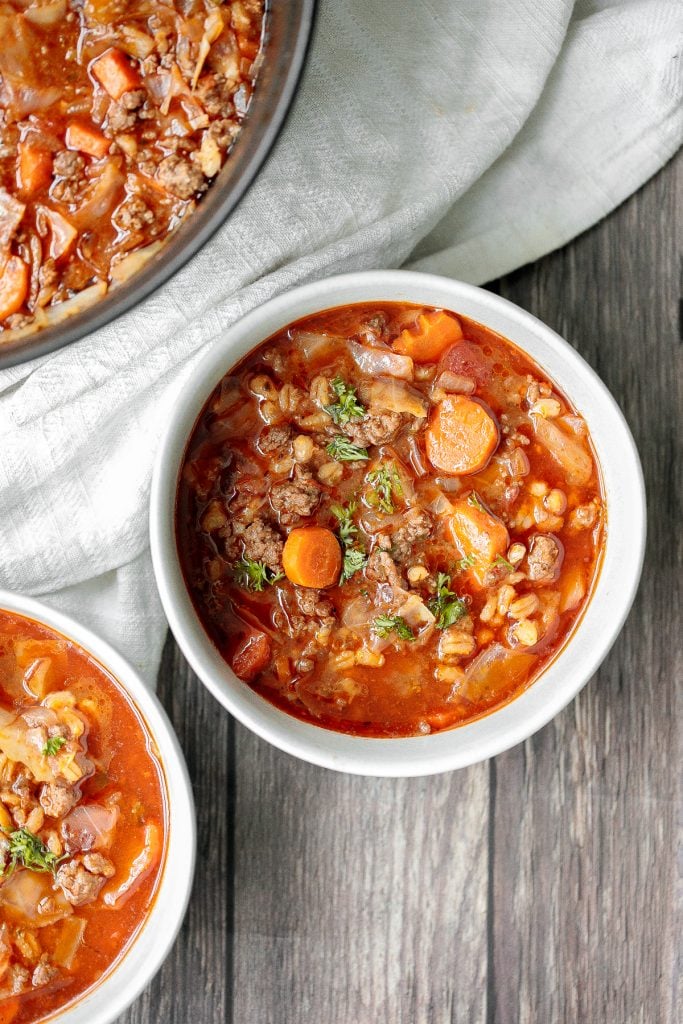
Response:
[[0, 0, 680, 686]]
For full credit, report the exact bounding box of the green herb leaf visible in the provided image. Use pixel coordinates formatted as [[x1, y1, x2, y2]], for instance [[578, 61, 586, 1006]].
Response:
[[42, 736, 66, 758], [428, 572, 468, 630], [1, 828, 63, 877], [456, 553, 476, 572], [325, 377, 365, 426], [331, 500, 367, 583], [326, 436, 369, 462], [467, 491, 486, 513], [340, 547, 368, 584], [494, 554, 515, 573], [234, 557, 284, 592], [372, 614, 415, 641], [367, 463, 403, 514]]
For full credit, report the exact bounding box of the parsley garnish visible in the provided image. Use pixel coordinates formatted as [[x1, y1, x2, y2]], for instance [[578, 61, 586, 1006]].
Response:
[[467, 491, 486, 513], [1, 828, 62, 877], [428, 573, 468, 630], [372, 614, 414, 641], [234, 557, 284, 592], [42, 736, 66, 758], [325, 377, 365, 426], [331, 500, 367, 583], [456, 552, 476, 572], [367, 463, 403, 514], [494, 554, 515, 573], [326, 436, 369, 462]]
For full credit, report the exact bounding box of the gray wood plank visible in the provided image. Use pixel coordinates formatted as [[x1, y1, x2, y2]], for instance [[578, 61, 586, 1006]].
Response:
[[231, 732, 489, 1024], [489, 152, 681, 1024]]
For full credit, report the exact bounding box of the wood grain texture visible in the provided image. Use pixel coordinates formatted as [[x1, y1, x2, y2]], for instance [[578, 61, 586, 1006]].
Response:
[[117, 151, 680, 1024]]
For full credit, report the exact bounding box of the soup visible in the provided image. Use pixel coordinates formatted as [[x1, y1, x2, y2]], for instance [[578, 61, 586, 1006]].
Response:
[[176, 303, 604, 737], [0, 0, 265, 342], [0, 610, 166, 1023]]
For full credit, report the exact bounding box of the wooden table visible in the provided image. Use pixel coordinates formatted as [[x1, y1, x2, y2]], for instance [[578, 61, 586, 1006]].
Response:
[[120, 152, 680, 1024]]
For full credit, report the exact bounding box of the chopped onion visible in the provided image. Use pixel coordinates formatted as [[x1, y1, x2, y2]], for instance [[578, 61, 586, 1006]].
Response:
[[341, 596, 373, 629], [433, 369, 475, 395], [118, 25, 156, 59], [73, 161, 124, 229], [194, 132, 222, 177], [434, 476, 461, 493], [36, 206, 77, 261], [192, 9, 225, 89], [426, 489, 454, 517], [43, 281, 107, 325], [110, 241, 164, 285], [348, 340, 414, 380], [404, 434, 429, 477], [24, 0, 67, 26], [396, 593, 435, 633], [368, 378, 426, 417]]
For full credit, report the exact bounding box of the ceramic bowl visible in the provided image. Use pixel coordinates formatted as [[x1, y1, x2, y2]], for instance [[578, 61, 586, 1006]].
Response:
[[0, 590, 196, 1021], [150, 270, 645, 777]]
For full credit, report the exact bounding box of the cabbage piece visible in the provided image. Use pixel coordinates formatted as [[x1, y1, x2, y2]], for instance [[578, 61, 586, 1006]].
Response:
[[531, 414, 593, 486], [61, 803, 119, 854], [103, 822, 161, 907], [460, 644, 536, 704], [348, 340, 414, 381], [0, 189, 26, 251], [367, 378, 427, 417], [0, 871, 72, 927], [53, 916, 87, 968], [110, 241, 164, 285], [0, 711, 59, 782]]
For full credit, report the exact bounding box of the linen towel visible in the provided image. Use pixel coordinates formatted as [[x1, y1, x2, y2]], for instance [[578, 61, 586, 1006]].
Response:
[[0, 0, 681, 686]]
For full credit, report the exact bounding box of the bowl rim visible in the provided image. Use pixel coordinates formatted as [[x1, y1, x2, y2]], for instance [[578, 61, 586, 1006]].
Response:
[[150, 269, 646, 777], [0, 589, 196, 1023], [0, 0, 318, 371]]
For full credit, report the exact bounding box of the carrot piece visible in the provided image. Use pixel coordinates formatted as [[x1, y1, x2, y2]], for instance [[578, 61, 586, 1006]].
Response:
[[448, 494, 509, 586], [231, 629, 271, 681], [65, 120, 111, 159], [17, 141, 53, 195], [0, 256, 29, 321], [393, 310, 463, 363], [282, 526, 342, 589], [425, 394, 498, 475], [91, 47, 141, 100]]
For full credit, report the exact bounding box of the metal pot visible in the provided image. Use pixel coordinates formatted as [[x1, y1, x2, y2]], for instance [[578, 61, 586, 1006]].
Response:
[[0, 0, 317, 370]]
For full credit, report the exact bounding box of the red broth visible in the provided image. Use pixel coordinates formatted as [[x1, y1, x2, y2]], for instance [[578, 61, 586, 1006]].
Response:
[[0, 610, 166, 1024], [176, 303, 604, 737]]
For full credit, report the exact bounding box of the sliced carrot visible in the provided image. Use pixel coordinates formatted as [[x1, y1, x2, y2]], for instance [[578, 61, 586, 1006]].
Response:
[[282, 526, 342, 589], [0, 256, 29, 321], [448, 494, 509, 586], [231, 629, 271, 681], [91, 47, 141, 100], [65, 120, 111, 159], [393, 310, 463, 363], [425, 394, 498, 475], [17, 141, 53, 195]]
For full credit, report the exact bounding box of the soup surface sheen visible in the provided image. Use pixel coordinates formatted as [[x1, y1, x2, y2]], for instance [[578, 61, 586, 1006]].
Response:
[[177, 303, 604, 738], [0, 610, 166, 1024]]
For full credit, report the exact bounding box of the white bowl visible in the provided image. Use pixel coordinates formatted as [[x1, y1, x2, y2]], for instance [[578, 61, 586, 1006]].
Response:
[[150, 270, 645, 777], [0, 590, 196, 1022]]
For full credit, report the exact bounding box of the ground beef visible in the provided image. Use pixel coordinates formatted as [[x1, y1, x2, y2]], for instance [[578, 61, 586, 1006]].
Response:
[[51, 151, 85, 203], [0, 189, 25, 249], [8, 965, 29, 994], [106, 101, 137, 133], [294, 588, 335, 622], [113, 195, 155, 233], [270, 467, 321, 525], [36, 258, 57, 307], [241, 519, 284, 572], [32, 957, 59, 988], [82, 852, 116, 877], [365, 549, 404, 591], [526, 534, 563, 582], [39, 782, 78, 819], [208, 117, 240, 149], [55, 860, 105, 906], [258, 423, 292, 454], [345, 411, 402, 447], [121, 88, 146, 111], [156, 154, 206, 199], [391, 510, 432, 563], [195, 74, 236, 116]]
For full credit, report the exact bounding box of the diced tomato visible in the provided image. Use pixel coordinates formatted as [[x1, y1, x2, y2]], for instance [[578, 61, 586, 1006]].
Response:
[[439, 340, 493, 387], [231, 630, 272, 681]]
